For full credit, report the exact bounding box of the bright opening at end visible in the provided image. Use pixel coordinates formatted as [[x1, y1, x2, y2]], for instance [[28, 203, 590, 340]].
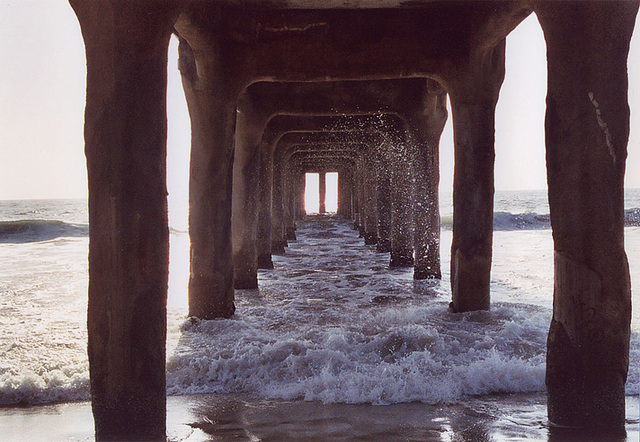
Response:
[[326, 172, 338, 212], [304, 172, 339, 214], [305, 173, 320, 213]]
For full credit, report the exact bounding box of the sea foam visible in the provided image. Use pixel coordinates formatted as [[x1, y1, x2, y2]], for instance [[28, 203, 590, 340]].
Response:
[[0, 368, 89, 406], [1, 207, 639, 407], [165, 302, 550, 404]]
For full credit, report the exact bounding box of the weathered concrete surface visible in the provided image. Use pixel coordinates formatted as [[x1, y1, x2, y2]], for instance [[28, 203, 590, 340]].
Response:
[[283, 162, 299, 240], [257, 147, 275, 269], [296, 169, 306, 219], [271, 150, 289, 255], [411, 80, 448, 280], [337, 167, 354, 218], [448, 42, 506, 313], [375, 146, 393, 253], [176, 32, 238, 319], [361, 150, 380, 246], [69, 0, 179, 439], [534, 0, 638, 431], [232, 94, 263, 289], [389, 139, 415, 268], [176, 4, 529, 85]]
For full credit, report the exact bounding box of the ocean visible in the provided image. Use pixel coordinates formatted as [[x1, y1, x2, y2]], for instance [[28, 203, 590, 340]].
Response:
[[0, 191, 638, 440]]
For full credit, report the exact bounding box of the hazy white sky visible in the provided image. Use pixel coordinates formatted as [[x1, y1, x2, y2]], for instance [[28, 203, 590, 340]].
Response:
[[2, 1, 640, 203]]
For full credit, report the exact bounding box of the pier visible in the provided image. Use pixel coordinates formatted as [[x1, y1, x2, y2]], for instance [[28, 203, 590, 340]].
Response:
[[69, 1, 637, 439]]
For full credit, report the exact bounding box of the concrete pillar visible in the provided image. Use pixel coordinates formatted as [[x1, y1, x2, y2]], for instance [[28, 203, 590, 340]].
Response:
[[362, 154, 378, 245], [448, 42, 505, 312], [296, 169, 306, 220], [390, 141, 414, 267], [356, 158, 366, 237], [412, 80, 448, 280], [271, 149, 288, 254], [376, 145, 393, 253], [284, 162, 297, 240], [337, 169, 352, 218], [352, 174, 361, 230], [257, 147, 275, 269], [178, 36, 238, 319], [231, 95, 262, 289], [535, 1, 637, 431], [347, 171, 355, 220], [319, 170, 327, 214], [69, 1, 178, 439], [300, 171, 307, 218]]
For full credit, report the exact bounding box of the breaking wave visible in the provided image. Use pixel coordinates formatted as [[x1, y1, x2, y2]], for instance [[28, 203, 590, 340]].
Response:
[[165, 304, 639, 404], [440, 212, 550, 231], [166, 303, 550, 404], [0, 367, 89, 406], [0, 220, 88, 243], [4, 207, 639, 242], [441, 208, 640, 230], [493, 212, 550, 230], [2, 308, 637, 407], [1, 213, 638, 407]]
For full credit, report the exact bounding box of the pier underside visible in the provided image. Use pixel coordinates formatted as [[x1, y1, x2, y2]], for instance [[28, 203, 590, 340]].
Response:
[[68, 0, 638, 439]]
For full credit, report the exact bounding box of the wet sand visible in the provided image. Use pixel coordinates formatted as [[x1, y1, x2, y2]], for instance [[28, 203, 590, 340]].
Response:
[[0, 393, 637, 441]]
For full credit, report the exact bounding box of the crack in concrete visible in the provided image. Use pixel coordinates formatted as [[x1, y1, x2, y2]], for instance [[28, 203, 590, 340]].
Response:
[[588, 92, 616, 165], [262, 22, 328, 33]]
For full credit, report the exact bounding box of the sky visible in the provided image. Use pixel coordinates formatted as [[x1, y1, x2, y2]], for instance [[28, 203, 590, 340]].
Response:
[[2, 1, 640, 205]]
